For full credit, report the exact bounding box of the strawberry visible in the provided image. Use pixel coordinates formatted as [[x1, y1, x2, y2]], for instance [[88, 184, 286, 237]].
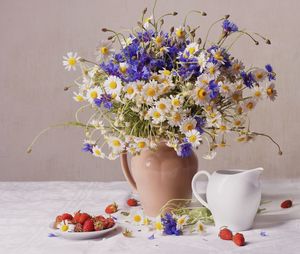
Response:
[[218, 228, 233, 240], [93, 220, 104, 231], [83, 219, 95, 232], [127, 198, 138, 207], [78, 213, 91, 225], [94, 215, 106, 222], [106, 217, 115, 228], [74, 223, 83, 232], [62, 213, 73, 221], [281, 199, 293, 209], [105, 202, 118, 214], [54, 215, 63, 228], [233, 233, 245, 246], [73, 211, 82, 223]]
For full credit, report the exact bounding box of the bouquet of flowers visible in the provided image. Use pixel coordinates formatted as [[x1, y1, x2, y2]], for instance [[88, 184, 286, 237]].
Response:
[[28, 2, 281, 159]]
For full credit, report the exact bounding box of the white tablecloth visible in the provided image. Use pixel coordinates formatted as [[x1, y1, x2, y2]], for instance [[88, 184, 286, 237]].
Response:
[[0, 181, 300, 254]]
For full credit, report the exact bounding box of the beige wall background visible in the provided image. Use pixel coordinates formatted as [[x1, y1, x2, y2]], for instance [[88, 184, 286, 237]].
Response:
[[0, 0, 299, 181]]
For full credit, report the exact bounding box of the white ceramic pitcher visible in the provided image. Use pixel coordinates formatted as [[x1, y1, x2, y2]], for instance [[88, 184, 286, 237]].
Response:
[[192, 168, 263, 231]]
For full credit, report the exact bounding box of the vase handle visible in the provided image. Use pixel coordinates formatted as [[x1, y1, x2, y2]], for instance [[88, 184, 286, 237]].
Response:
[[120, 152, 137, 191], [191, 170, 210, 208]]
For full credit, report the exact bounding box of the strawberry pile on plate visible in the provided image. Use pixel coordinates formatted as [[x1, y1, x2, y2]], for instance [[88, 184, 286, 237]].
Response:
[[54, 211, 115, 232]]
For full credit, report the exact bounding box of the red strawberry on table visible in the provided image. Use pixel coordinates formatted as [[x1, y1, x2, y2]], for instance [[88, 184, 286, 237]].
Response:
[[219, 228, 233, 240], [78, 213, 91, 224], [105, 202, 118, 214], [83, 219, 95, 232], [127, 198, 138, 207], [281, 199, 293, 208], [106, 217, 115, 228], [233, 233, 245, 246], [93, 220, 104, 231], [74, 223, 83, 232], [73, 211, 82, 223]]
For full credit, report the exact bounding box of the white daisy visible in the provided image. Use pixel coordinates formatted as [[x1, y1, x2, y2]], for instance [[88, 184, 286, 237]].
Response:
[[158, 46, 169, 57], [231, 59, 245, 75], [180, 117, 197, 134], [142, 80, 159, 103], [153, 35, 164, 47], [210, 48, 225, 64], [121, 36, 134, 48], [86, 87, 102, 104], [104, 76, 123, 97], [133, 80, 146, 94], [155, 98, 171, 113], [148, 107, 165, 124], [154, 217, 164, 234], [265, 83, 277, 101], [197, 74, 211, 86], [96, 41, 114, 62], [242, 99, 257, 112], [175, 26, 186, 39], [203, 150, 217, 160], [219, 81, 232, 97], [58, 220, 75, 232], [252, 68, 267, 83], [206, 111, 222, 127], [131, 210, 144, 225], [232, 117, 245, 128], [216, 121, 230, 134], [123, 82, 136, 100], [106, 136, 125, 153], [252, 85, 265, 101], [205, 62, 220, 78], [92, 145, 105, 158], [62, 52, 80, 71], [134, 137, 148, 151], [168, 110, 185, 127], [73, 92, 85, 102], [193, 86, 209, 105], [158, 68, 172, 79], [185, 42, 199, 56], [195, 221, 205, 233], [176, 215, 189, 230], [186, 130, 202, 148], [197, 51, 208, 72], [170, 95, 183, 110]]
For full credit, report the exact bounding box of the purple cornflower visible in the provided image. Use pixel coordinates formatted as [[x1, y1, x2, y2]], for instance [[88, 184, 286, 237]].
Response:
[[265, 64, 276, 81], [241, 71, 254, 88], [222, 20, 238, 33], [82, 142, 93, 153], [177, 142, 193, 158], [195, 116, 205, 134], [161, 213, 181, 236], [209, 80, 219, 99], [94, 94, 113, 110]]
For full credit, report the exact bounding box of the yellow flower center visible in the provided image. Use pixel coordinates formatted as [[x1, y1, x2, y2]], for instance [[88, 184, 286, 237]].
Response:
[[95, 149, 101, 156], [214, 51, 223, 61], [178, 217, 185, 225], [222, 85, 229, 91], [220, 125, 227, 131], [209, 66, 216, 75], [254, 90, 261, 97], [233, 63, 241, 72], [189, 47, 196, 55], [155, 36, 163, 44], [137, 141, 146, 149], [101, 47, 108, 55], [61, 225, 69, 232], [137, 83, 143, 92], [68, 57, 76, 66], [75, 95, 84, 102], [246, 102, 254, 110], [267, 87, 273, 96], [90, 91, 98, 99], [112, 140, 121, 147], [109, 81, 117, 89], [176, 29, 185, 38], [153, 111, 161, 119], [120, 65, 127, 73], [232, 93, 240, 101], [158, 103, 166, 110], [197, 88, 207, 100], [126, 87, 134, 95], [234, 120, 241, 126], [198, 223, 204, 232], [146, 87, 156, 97], [155, 222, 163, 231], [133, 215, 141, 223], [256, 72, 264, 79], [185, 123, 194, 131], [172, 98, 180, 107], [188, 135, 197, 143], [163, 69, 171, 76]]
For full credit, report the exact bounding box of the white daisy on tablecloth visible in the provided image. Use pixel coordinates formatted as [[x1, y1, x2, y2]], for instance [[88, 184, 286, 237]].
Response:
[[63, 52, 80, 71], [176, 215, 189, 230]]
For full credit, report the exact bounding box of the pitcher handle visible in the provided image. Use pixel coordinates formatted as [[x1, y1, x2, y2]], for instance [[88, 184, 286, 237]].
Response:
[[191, 170, 210, 208], [120, 152, 137, 191]]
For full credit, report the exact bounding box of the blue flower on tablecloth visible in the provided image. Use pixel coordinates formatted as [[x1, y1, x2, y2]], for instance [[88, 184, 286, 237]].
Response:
[[260, 231, 268, 237], [161, 213, 182, 236], [148, 234, 155, 240], [48, 233, 57, 237]]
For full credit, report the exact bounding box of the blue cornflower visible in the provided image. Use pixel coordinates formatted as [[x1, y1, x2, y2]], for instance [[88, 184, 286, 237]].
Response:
[[241, 71, 254, 88], [177, 142, 193, 158], [161, 213, 182, 236], [265, 64, 276, 81], [94, 94, 113, 110], [209, 80, 219, 99], [194, 116, 206, 134], [82, 142, 93, 153], [222, 20, 238, 33]]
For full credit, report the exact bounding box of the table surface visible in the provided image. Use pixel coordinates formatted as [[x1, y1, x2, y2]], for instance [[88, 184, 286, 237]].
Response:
[[0, 180, 300, 254]]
